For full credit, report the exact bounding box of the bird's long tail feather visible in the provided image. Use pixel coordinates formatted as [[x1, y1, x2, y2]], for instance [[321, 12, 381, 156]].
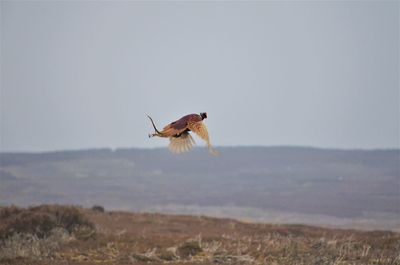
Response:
[[147, 115, 162, 137]]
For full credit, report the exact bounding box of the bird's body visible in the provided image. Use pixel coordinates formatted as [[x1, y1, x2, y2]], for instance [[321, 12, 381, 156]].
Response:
[[147, 113, 218, 155]]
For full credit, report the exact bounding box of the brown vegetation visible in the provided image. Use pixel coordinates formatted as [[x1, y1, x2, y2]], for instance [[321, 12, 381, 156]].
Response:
[[0, 205, 94, 239], [0, 205, 95, 262], [91, 205, 105, 213], [0, 205, 399, 265]]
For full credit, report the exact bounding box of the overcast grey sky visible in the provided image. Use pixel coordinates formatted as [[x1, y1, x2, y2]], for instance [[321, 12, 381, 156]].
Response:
[[1, 1, 399, 152]]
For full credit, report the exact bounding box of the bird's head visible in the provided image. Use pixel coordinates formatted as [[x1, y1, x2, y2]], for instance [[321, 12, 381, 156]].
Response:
[[200, 112, 207, 120]]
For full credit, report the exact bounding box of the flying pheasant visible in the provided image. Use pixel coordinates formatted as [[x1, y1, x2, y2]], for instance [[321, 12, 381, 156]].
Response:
[[147, 112, 219, 155]]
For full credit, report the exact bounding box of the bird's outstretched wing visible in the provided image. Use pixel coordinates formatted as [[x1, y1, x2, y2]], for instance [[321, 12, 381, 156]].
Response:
[[169, 131, 195, 154], [188, 121, 209, 142], [188, 121, 219, 156]]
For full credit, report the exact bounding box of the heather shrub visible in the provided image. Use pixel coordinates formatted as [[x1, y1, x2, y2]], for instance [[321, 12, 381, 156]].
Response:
[[0, 205, 95, 261], [91, 205, 105, 213], [177, 241, 202, 258], [0, 228, 70, 260], [0, 205, 94, 240]]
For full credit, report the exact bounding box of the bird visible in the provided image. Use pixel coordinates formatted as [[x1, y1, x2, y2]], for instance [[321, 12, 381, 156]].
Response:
[[147, 112, 219, 156]]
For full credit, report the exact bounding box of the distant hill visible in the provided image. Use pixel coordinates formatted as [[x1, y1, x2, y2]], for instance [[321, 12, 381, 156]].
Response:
[[0, 146, 399, 231]]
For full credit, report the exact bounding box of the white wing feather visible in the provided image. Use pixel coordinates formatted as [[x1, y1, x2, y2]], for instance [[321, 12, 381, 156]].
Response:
[[168, 132, 195, 154]]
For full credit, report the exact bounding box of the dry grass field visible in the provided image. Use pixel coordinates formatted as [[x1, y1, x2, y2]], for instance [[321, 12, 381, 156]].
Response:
[[0, 205, 399, 265]]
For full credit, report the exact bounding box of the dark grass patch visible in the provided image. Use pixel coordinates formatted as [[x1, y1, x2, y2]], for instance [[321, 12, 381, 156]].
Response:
[[177, 241, 202, 258], [91, 205, 105, 213], [0, 205, 94, 240]]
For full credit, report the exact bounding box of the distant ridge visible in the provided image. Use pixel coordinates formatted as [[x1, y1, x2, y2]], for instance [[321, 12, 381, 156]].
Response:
[[2, 145, 399, 155], [1, 146, 399, 231]]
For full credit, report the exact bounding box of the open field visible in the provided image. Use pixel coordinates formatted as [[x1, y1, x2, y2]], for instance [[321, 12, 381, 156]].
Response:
[[1, 205, 400, 265]]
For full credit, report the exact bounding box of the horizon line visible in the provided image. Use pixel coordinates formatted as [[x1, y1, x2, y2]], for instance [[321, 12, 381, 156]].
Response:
[[1, 144, 399, 155]]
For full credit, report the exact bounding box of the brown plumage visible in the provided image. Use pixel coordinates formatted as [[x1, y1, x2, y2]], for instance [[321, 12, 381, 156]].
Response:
[[147, 112, 219, 155]]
